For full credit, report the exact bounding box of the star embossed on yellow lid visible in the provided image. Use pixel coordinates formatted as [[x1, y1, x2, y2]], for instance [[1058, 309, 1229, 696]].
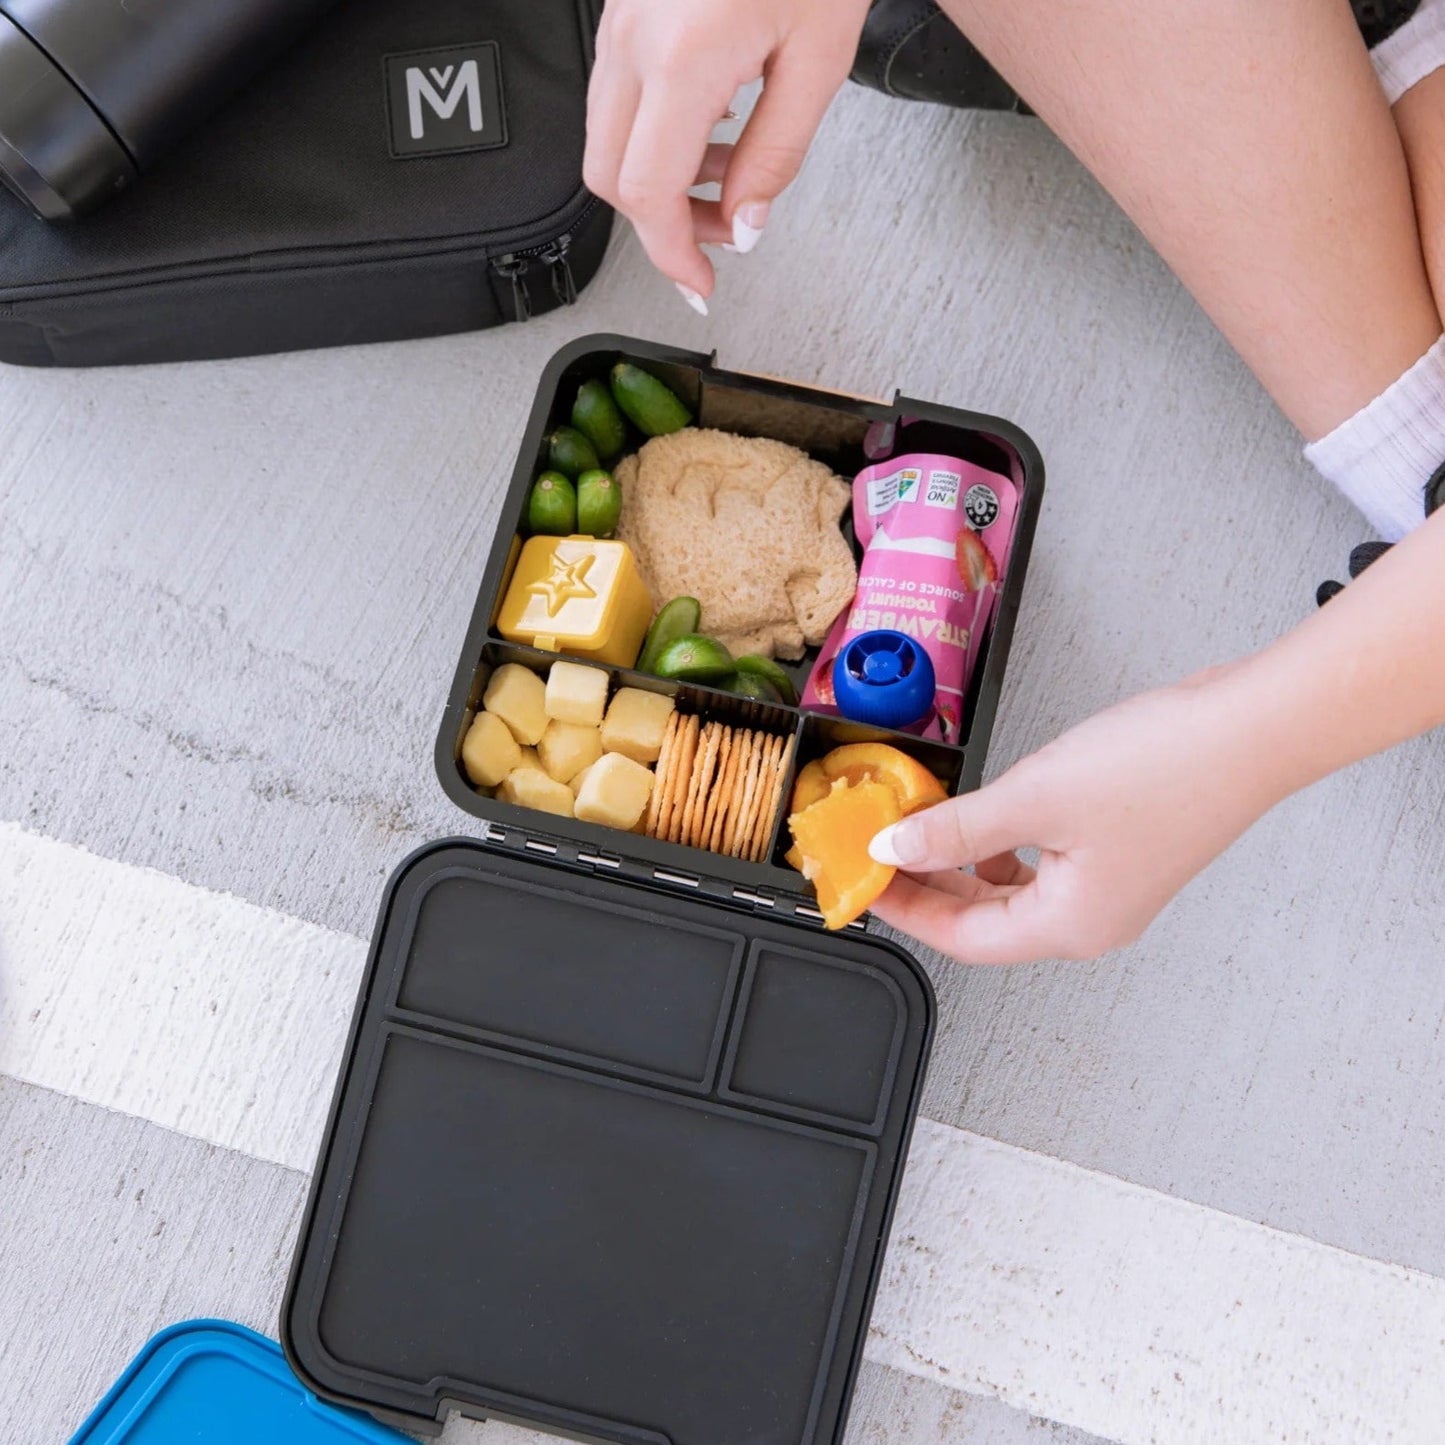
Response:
[[497, 535, 655, 669], [528, 551, 597, 615]]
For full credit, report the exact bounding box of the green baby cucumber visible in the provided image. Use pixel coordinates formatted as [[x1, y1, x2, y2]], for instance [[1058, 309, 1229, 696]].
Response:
[[576, 469, 622, 538], [722, 672, 783, 703], [571, 379, 629, 463], [526, 471, 577, 536], [609, 363, 693, 437], [733, 655, 799, 706], [652, 633, 735, 683], [637, 596, 703, 673], [545, 425, 602, 479]]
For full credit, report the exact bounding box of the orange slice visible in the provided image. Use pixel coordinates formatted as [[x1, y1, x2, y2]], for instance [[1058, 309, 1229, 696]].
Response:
[[789, 759, 830, 814], [787, 778, 901, 930], [820, 743, 947, 816]]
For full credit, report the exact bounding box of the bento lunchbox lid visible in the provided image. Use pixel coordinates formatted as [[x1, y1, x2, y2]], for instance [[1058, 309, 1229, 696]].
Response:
[[68, 1319, 411, 1445]]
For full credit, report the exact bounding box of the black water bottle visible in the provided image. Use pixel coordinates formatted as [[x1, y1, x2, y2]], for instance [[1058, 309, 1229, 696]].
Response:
[[0, 0, 341, 220]]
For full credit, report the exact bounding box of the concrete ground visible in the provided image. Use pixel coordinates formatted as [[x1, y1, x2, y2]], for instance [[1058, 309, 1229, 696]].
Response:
[[2, 83, 1442, 1444]]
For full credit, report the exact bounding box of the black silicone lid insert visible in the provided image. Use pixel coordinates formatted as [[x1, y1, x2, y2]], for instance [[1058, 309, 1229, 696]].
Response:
[[283, 839, 935, 1445]]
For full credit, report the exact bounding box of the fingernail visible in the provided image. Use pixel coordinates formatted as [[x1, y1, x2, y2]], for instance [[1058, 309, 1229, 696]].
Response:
[[675, 283, 709, 316], [870, 820, 924, 868], [731, 201, 769, 254]]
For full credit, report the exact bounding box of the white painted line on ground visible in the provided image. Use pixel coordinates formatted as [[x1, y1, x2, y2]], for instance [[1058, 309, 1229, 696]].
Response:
[[0, 819, 365, 1174], [2, 819, 1442, 1445], [874, 1118, 1445, 1443]]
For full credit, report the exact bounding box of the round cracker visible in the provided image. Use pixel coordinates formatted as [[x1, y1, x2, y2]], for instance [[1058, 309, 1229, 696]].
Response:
[[708, 727, 742, 853], [751, 733, 794, 863], [727, 731, 765, 859], [655, 711, 692, 842], [674, 719, 704, 848], [747, 734, 784, 862], [665, 714, 700, 844], [646, 710, 681, 837], [698, 726, 733, 852], [739, 739, 774, 861], [683, 722, 721, 848], [673, 715, 703, 845], [655, 713, 684, 842], [766, 734, 798, 861], [735, 731, 767, 862], [719, 729, 751, 858]]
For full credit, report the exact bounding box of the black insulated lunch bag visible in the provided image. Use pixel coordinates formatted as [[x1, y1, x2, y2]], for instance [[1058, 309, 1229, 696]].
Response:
[[0, 0, 611, 366]]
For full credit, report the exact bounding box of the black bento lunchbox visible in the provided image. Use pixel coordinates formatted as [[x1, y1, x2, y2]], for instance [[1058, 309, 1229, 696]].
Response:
[[282, 335, 1045, 1444]]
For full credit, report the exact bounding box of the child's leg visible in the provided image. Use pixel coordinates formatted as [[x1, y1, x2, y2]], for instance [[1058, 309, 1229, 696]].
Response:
[[1394, 71, 1445, 299], [938, 0, 1442, 443], [1300, 67, 1445, 545]]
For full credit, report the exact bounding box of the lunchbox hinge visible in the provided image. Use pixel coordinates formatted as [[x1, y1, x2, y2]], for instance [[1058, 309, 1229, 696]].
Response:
[[730, 886, 775, 910], [727, 882, 868, 931], [484, 822, 618, 872], [481, 825, 859, 928]]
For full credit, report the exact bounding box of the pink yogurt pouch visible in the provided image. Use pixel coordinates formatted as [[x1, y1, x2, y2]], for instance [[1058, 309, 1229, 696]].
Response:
[[801, 453, 1020, 744]]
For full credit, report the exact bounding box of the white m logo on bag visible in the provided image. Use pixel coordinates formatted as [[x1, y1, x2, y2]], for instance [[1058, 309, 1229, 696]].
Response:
[[386, 43, 504, 157], [406, 60, 483, 140]]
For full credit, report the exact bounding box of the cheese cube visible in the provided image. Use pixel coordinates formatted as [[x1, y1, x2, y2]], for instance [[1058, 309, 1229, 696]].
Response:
[[460, 711, 521, 789], [569, 761, 596, 796], [516, 745, 542, 772], [600, 688, 675, 765], [545, 660, 609, 727], [538, 720, 603, 785], [496, 765, 575, 818], [483, 664, 548, 745], [574, 752, 655, 831]]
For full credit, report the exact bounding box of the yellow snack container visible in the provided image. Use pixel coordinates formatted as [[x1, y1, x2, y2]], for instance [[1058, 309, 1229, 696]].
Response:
[[497, 535, 654, 669]]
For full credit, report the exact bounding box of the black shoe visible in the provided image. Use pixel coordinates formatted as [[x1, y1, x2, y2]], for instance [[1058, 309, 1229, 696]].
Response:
[[1352, 0, 1425, 48], [1316, 460, 1445, 606], [852, 0, 1420, 116], [850, 1, 1031, 114]]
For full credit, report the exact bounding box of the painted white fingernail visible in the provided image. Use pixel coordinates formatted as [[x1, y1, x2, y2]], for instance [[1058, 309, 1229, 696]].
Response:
[[870, 820, 923, 868], [731, 200, 769, 254], [675, 283, 709, 316]]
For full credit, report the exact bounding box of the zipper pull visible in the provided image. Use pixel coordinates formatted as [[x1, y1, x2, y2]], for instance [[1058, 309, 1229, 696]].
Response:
[[542, 236, 578, 306], [492, 254, 533, 322]]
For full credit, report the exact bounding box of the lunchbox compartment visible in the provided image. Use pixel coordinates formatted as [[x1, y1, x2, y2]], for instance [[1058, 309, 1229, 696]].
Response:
[[718, 942, 907, 1134], [765, 716, 965, 871], [389, 861, 744, 1089], [317, 1026, 878, 1442], [438, 334, 1044, 909]]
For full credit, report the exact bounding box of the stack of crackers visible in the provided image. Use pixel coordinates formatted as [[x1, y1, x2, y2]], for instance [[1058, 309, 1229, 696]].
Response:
[[645, 714, 796, 862]]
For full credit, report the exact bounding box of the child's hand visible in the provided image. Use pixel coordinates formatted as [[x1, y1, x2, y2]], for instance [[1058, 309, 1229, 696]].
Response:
[[870, 508, 1445, 965], [868, 663, 1288, 964], [583, 0, 869, 303]]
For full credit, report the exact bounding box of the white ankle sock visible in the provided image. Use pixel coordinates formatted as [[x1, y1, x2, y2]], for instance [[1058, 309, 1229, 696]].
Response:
[[1372, 0, 1445, 103], [1303, 334, 1445, 541]]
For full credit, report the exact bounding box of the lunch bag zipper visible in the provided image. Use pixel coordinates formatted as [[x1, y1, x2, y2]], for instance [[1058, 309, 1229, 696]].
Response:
[[490, 201, 597, 323]]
